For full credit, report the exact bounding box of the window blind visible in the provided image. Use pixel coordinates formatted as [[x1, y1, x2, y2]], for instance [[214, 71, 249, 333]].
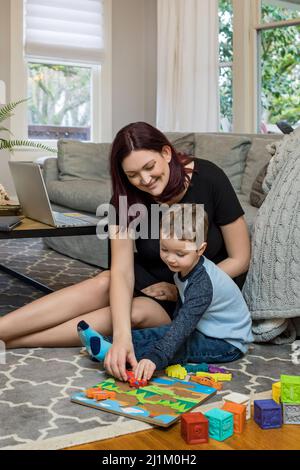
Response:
[[24, 0, 104, 65]]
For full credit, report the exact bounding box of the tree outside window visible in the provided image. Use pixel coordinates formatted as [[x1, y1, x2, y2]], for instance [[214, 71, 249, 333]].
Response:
[[219, 0, 233, 132], [27, 63, 92, 141], [260, 1, 300, 132]]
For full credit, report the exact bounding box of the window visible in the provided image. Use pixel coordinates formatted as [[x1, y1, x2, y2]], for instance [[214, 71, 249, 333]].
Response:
[[219, 0, 233, 132], [28, 62, 92, 141], [24, 0, 105, 142], [258, 0, 300, 133], [262, 0, 300, 22]]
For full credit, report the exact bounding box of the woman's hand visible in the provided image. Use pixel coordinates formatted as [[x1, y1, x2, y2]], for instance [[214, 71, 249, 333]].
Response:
[[104, 337, 138, 382], [133, 359, 156, 381], [141, 282, 178, 302]]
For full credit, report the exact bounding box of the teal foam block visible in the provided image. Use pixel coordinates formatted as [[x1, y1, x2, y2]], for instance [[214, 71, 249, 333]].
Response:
[[204, 408, 234, 441]]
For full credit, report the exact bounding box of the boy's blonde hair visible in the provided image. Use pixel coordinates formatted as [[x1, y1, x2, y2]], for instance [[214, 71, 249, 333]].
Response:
[[160, 204, 208, 249]]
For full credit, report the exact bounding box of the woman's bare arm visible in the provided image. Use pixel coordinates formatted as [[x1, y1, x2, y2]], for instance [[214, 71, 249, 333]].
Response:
[[104, 226, 137, 380], [218, 216, 251, 278]]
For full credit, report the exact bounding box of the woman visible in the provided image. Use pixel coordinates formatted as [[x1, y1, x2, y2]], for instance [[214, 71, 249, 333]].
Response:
[[0, 122, 250, 381]]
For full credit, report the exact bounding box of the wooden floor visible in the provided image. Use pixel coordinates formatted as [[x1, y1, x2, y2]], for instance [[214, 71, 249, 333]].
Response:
[[66, 416, 300, 450]]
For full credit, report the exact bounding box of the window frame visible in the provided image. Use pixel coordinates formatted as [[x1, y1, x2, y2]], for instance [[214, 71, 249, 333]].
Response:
[[10, 0, 112, 161], [26, 58, 98, 142], [255, 3, 300, 132]]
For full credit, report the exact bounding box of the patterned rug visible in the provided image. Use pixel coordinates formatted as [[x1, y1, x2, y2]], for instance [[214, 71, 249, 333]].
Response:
[[0, 239, 298, 450]]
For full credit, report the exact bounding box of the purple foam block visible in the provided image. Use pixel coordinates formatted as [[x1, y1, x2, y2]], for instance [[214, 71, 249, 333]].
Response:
[[208, 366, 229, 374], [254, 399, 282, 429]]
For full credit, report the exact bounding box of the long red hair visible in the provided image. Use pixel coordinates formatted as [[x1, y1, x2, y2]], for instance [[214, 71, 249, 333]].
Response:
[[110, 122, 194, 220]]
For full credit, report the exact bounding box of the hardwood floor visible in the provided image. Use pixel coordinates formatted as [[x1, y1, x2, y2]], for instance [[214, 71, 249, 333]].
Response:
[[66, 417, 300, 450]]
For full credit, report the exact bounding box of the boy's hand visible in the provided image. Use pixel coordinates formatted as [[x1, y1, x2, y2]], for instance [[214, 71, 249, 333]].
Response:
[[134, 359, 156, 381]]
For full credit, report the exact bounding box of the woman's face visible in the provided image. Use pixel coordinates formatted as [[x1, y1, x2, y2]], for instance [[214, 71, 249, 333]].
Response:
[[121, 146, 172, 197]]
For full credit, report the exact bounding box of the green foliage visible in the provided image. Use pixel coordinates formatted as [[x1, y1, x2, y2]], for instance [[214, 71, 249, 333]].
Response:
[[260, 5, 300, 125], [0, 99, 56, 153], [28, 63, 91, 127], [219, 1, 300, 127]]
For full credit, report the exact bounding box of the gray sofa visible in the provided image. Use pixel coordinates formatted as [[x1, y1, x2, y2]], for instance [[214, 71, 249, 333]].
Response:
[[42, 132, 283, 269]]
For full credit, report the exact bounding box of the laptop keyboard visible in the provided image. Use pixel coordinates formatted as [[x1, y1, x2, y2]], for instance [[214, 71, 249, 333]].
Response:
[[53, 212, 97, 227]]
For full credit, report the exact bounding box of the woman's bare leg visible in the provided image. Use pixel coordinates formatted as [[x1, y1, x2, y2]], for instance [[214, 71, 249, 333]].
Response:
[[0, 271, 111, 342], [6, 297, 172, 349]]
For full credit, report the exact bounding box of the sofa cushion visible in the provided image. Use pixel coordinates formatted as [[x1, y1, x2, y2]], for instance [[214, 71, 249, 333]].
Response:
[[165, 132, 195, 156], [194, 134, 251, 192], [47, 179, 112, 213], [57, 139, 111, 182], [240, 135, 282, 197]]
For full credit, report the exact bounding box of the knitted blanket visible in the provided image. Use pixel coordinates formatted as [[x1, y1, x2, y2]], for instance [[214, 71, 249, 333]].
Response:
[[242, 127, 300, 344]]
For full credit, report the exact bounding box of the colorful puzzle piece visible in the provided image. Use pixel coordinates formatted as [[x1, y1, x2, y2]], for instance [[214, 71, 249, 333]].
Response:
[[208, 366, 230, 374], [85, 388, 116, 401], [165, 364, 187, 380], [191, 375, 223, 390], [126, 370, 148, 388], [196, 371, 232, 381], [184, 363, 209, 373]]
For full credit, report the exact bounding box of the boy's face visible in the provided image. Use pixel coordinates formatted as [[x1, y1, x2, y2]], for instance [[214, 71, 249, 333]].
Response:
[[160, 236, 205, 277]]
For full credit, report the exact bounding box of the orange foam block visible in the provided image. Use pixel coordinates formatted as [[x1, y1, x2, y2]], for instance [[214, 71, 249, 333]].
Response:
[[222, 401, 246, 434]]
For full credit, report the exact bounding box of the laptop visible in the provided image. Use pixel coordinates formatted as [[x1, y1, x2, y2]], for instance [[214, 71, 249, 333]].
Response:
[[9, 161, 99, 228]]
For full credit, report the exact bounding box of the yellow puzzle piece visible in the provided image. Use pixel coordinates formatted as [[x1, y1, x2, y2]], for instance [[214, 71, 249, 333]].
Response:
[[196, 371, 232, 381], [165, 364, 187, 380]]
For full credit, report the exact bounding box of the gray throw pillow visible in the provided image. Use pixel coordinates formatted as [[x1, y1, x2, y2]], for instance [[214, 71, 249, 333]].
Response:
[[57, 139, 111, 182], [165, 132, 195, 156]]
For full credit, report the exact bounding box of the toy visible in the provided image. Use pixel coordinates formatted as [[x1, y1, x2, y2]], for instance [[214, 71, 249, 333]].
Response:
[[126, 370, 148, 388], [191, 375, 223, 390], [222, 402, 246, 433], [204, 408, 234, 441], [184, 363, 209, 373], [272, 382, 281, 404], [253, 399, 282, 429], [282, 403, 300, 424], [85, 388, 116, 401], [165, 364, 187, 380], [208, 366, 230, 374], [181, 412, 209, 444], [281, 375, 300, 403], [222, 392, 251, 420], [196, 371, 232, 381], [72, 376, 217, 427]]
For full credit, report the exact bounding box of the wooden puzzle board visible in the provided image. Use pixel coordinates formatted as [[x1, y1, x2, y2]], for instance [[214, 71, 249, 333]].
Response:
[[71, 375, 217, 427]]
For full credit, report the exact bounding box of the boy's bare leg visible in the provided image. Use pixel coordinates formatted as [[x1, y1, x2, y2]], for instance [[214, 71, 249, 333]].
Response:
[[0, 271, 111, 342], [5, 297, 171, 349]]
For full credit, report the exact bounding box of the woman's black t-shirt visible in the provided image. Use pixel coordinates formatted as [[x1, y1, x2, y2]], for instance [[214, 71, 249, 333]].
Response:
[[110, 158, 244, 288]]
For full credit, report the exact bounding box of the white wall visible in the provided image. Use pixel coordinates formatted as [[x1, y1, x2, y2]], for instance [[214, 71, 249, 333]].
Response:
[[0, 0, 15, 194], [111, 0, 157, 136]]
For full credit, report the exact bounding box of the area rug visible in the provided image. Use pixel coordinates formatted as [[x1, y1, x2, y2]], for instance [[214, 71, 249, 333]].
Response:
[[0, 239, 299, 450]]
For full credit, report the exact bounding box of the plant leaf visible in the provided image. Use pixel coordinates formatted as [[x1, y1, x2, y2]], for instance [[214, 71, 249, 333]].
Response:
[[0, 139, 56, 153], [0, 126, 13, 136], [0, 99, 29, 124]]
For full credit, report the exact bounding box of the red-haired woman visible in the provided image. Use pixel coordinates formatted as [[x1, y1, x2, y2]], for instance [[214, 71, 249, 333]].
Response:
[[0, 122, 250, 381]]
